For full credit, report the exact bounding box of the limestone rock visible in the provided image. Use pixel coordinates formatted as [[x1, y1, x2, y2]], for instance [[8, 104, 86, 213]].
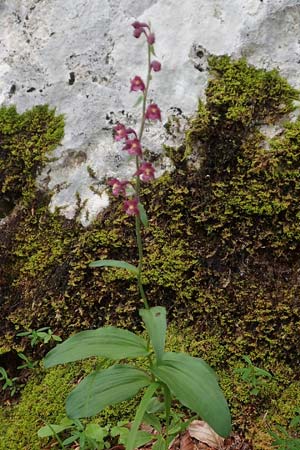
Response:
[[1, 0, 300, 224]]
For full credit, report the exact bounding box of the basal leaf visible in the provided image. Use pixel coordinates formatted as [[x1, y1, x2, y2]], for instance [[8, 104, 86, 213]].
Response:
[[151, 352, 231, 438], [89, 259, 138, 275], [66, 365, 151, 418], [139, 307, 166, 361], [44, 327, 149, 368]]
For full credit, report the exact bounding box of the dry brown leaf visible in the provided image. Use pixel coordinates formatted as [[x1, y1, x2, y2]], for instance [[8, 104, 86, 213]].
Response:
[[180, 431, 196, 450], [188, 421, 224, 449]]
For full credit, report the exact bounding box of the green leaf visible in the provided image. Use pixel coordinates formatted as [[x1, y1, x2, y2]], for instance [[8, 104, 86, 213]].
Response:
[[126, 382, 160, 450], [133, 95, 144, 108], [146, 396, 165, 414], [139, 307, 166, 361], [151, 352, 231, 438], [112, 427, 154, 448], [152, 435, 165, 450], [149, 45, 156, 56], [143, 412, 162, 432], [44, 327, 149, 368], [66, 365, 151, 418], [89, 259, 139, 275], [134, 431, 156, 448], [138, 203, 149, 227], [62, 434, 79, 446], [38, 422, 72, 438], [16, 331, 31, 337], [85, 423, 108, 442]]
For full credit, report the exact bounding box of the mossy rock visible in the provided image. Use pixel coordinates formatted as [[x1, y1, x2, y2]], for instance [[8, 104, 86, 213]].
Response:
[[1, 56, 300, 447], [0, 105, 64, 213]]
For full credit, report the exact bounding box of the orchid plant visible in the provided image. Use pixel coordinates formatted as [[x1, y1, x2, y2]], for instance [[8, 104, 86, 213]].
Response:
[[43, 21, 231, 450]]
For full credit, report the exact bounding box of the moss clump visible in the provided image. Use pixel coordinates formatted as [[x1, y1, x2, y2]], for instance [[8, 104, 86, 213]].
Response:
[[0, 105, 64, 349], [0, 359, 114, 450], [1, 56, 300, 447], [0, 105, 64, 211]]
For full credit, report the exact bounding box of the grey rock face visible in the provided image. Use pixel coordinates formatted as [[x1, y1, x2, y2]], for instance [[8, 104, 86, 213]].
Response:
[[1, 0, 300, 224]]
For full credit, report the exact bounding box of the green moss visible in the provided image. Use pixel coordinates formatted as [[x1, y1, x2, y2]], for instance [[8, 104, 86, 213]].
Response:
[[1, 329, 299, 450], [0, 105, 64, 210], [206, 55, 297, 125], [1, 56, 300, 447], [0, 359, 111, 450]]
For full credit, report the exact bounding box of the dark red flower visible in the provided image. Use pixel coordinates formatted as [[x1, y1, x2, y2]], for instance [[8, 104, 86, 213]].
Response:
[[124, 197, 139, 216], [150, 60, 161, 72], [131, 21, 149, 39], [145, 103, 161, 121], [130, 76, 146, 92], [113, 123, 128, 141], [133, 28, 142, 38], [107, 178, 128, 197], [132, 21, 149, 30], [123, 138, 142, 156], [113, 124, 137, 141], [135, 162, 155, 182], [125, 127, 137, 138]]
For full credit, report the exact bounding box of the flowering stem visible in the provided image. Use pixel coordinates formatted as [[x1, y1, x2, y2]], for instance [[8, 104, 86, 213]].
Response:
[[138, 43, 151, 142], [134, 42, 152, 310], [135, 215, 149, 309]]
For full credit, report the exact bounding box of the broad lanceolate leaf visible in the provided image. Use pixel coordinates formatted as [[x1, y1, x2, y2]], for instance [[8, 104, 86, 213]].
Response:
[[151, 352, 232, 438], [139, 307, 166, 361], [66, 365, 151, 418], [89, 259, 139, 275], [44, 327, 149, 368]]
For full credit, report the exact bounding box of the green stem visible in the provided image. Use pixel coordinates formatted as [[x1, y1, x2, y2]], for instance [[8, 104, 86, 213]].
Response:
[[135, 215, 149, 309], [163, 384, 172, 448], [138, 44, 151, 141], [134, 41, 152, 310]]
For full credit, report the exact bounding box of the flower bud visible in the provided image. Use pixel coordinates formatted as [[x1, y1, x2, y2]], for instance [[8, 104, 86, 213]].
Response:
[[133, 28, 142, 38], [132, 21, 149, 29], [150, 60, 161, 72], [147, 33, 155, 45], [132, 21, 149, 38]]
